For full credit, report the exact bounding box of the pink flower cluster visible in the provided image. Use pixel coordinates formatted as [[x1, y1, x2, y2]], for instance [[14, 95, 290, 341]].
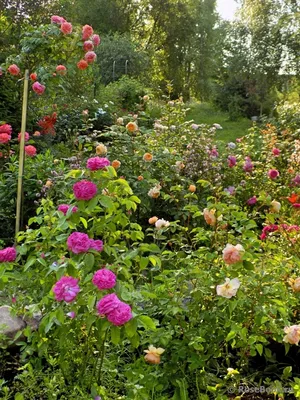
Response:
[[92, 269, 116, 290], [0, 124, 12, 144], [67, 232, 103, 254], [260, 224, 300, 240], [73, 180, 97, 200], [77, 25, 100, 69], [86, 157, 110, 171], [243, 157, 253, 172], [0, 247, 17, 263], [53, 276, 80, 302], [97, 293, 132, 326], [57, 204, 78, 215], [227, 155, 237, 168], [25, 145, 37, 157]]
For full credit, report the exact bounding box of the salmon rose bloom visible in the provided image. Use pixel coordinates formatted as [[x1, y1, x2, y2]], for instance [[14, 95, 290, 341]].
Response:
[[144, 345, 165, 365], [126, 122, 138, 133], [30, 72, 37, 81], [222, 244, 245, 265], [25, 145, 37, 157], [83, 40, 94, 52], [283, 325, 300, 345], [143, 153, 153, 162], [216, 278, 240, 298], [92, 34, 101, 46], [112, 160, 121, 169], [82, 24, 94, 40], [56, 65, 67, 75], [148, 216, 158, 225], [0, 133, 11, 144], [189, 185, 196, 193], [77, 59, 89, 70], [137, 175, 144, 181], [61, 21, 72, 34], [8, 64, 20, 76], [203, 208, 216, 226], [84, 51, 97, 63]]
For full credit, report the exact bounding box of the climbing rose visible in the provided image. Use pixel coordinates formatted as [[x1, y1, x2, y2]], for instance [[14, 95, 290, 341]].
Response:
[[73, 180, 97, 200], [92, 34, 101, 46], [8, 64, 20, 76], [53, 276, 79, 302], [51, 15, 66, 24], [216, 278, 240, 299], [30, 73, 37, 81], [96, 293, 120, 315], [283, 325, 300, 345], [222, 244, 244, 265], [92, 269, 117, 290], [84, 51, 97, 63], [61, 21, 72, 34], [25, 145, 37, 157], [0, 247, 17, 263], [87, 157, 110, 171], [268, 169, 279, 180], [0, 133, 11, 144], [0, 124, 12, 134], [57, 204, 78, 215], [32, 82, 45, 95], [18, 132, 29, 142], [107, 302, 133, 326], [83, 40, 94, 52], [77, 59, 89, 70], [56, 65, 67, 75], [67, 232, 91, 253], [82, 24, 94, 40], [144, 345, 165, 365]]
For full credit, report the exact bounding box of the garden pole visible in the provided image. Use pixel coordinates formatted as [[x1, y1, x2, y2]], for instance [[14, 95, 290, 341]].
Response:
[[15, 69, 29, 238]]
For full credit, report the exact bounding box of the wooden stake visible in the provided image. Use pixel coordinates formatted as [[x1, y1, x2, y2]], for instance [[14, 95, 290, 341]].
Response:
[[15, 69, 29, 238]]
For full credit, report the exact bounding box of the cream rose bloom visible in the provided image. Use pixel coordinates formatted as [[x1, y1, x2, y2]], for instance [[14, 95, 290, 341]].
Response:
[[216, 278, 240, 299]]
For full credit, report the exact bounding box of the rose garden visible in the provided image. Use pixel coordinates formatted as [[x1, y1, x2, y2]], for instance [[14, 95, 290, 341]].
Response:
[[0, 5, 300, 400]]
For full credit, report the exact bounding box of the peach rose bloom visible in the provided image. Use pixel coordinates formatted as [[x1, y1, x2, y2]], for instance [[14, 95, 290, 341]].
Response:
[[143, 153, 153, 162], [271, 200, 281, 212], [189, 185, 196, 193], [144, 345, 165, 364], [216, 278, 240, 298], [96, 144, 107, 155], [116, 117, 124, 125], [137, 175, 144, 181], [112, 160, 121, 169], [222, 244, 244, 264], [283, 325, 300, 345], [148, 184, 161, 199], [203, 208, 216, 226], [148, 216, 158, 225], [290, 278, 300, 293], [126, 122, 138, 133]]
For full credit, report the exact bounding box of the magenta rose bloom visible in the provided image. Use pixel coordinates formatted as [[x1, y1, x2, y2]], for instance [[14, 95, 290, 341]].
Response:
[[91, 34, 101, 46], [0, 247, 17, 263], [51, 15, 66, 24], [292, 175, 300, 186], [67, 232, 91, 253], [107, 302, 133, 326], [92, 269, 116, 290], [272, 148, 280, 156], [268, 169, 279, 180], [89, 239, 104, 252], [97, 293, 120, 315], [247, 196, 257, 205], [86, 157, 110, 171], [58, 204, 78, 215], [73, 180, 97, 200], [243, 157, 253, 172], [53, 276, 79, 302], [32, 82, 46, 95], [227, 155, 237, 168]]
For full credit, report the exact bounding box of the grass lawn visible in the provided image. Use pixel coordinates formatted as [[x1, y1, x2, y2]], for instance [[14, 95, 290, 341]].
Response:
[[186, 102, 253, 143]]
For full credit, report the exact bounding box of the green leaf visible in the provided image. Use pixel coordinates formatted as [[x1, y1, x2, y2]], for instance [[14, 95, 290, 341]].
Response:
[[99, 196, 114, 209], [24, 257, 36, 271], [87, 294, 96, 312], [85, 253, 95, 269], [15, 393, 24, 400], [138, 315, 156, 330], [125, 318, 137, 338], [80, 217, 88, 229], [87, 195, 99, 211], [226, 330, 236, 341], [255, 343, 263, 356], [111, 325, 120, 345]]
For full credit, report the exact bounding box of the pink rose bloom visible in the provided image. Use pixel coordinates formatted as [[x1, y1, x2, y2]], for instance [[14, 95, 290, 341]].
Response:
[[0, 133, 11, 144], [272, 148, 280, 156], [82, 24, 94, 40], [32, 82, 45, 95], [0, 247, 17, 263], [25, 145, 37, 157], [53, 276, 80, 302], [8, 64, 20, 76], [61, 21, 72, 34], [67, 311, 76, 319], [56, 65, 67, 75], [87, 157, 110, 171], [97, 293, 120, 315], [210, 147, 218, 158], [293, 203, 300, 208], [57, 204, 78, 215], [67, 232, 91, 253], [247, 196, 257, 205], [73, 180, 97, 200], [89, 239, 103, 252], [107, 302, 133, 326], [51, 15, 66, 24], [227, 155, 237, 168], [84, 51, 97, 64], [283, 325, 300, 345], [222, 244, 244, 265], [18, 132, 30, 142], [268, 169, 279, 180], [92, 269, 116, 290], [92, 34, 101, 46], [243, 157, 253, 172], [83, 40, 94, 52], [0, 124, 12, 135]]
